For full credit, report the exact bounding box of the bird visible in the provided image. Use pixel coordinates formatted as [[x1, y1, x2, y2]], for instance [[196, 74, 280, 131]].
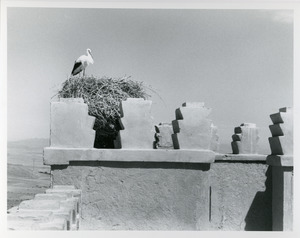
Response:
[[71, 48, 94, 77]]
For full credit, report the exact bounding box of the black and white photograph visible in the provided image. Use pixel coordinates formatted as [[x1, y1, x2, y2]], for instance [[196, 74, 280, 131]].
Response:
[[0, 0, 299, 235]]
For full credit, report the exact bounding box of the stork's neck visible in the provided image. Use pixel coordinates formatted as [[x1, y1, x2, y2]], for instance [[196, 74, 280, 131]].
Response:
[[87, 51, 94, 64]]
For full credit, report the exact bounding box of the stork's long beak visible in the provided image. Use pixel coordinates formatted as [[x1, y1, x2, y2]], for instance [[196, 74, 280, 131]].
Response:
[[90, 51, 94, 59]]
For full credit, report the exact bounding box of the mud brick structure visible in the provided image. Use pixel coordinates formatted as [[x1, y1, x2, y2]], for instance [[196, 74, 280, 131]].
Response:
[[154, 123, 174, 149], [171, 102, 218, 150], [9, 98, 293, 231], [267, 107, 293, 231], [116, 98, 154, 149], [268, 107, 293, 155], [231, 123, 259, 154], [50, 98, 95, 148], [210, 124, 219, 152], [7, 185, 81, 230]]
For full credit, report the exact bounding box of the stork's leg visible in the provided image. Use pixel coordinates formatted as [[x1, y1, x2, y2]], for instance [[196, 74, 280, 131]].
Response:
[[83, 69, 85, 77]]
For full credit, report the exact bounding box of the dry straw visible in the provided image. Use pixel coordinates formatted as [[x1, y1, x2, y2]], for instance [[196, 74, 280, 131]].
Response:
[[57, 76, 150, 134]]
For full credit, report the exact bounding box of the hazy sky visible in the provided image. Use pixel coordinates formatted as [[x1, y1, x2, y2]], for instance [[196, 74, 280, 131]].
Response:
[[7, 8, 293, 153]]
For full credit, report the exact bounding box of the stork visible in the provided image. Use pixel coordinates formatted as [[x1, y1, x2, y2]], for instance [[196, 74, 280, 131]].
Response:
[[71, 48, 94, 77]]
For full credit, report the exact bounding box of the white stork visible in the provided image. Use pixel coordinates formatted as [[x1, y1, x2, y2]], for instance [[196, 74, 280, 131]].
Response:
[[71, 48, 94, 76]]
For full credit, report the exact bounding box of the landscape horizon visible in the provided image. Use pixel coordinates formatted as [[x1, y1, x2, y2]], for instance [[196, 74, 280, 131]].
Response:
[[7, 138, 51, 209]]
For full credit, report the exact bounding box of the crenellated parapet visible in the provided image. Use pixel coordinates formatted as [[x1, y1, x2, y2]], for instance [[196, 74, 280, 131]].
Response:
[[171, 102, 219, 151], [231, 123, 259, 154], [36, 97, 294, 231], [50, 98, 95, 148], [154, 123, 174, 149], [268, 107, 293, 155], [116, 98, 154, 149], [266, 107, 293, 231], [7, 185, 81, 230]]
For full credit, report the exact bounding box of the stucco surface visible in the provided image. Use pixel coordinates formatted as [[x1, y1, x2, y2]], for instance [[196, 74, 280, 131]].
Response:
[[44, 147, 215, 165], [50, 99, 95, 148], [118, 98, 154, 149], [209, 162, 272, 231], [271, 166, 293, 231], [51, 162, 211, 230], [172, 103, 213, 150], [50, 159, 272, 231]]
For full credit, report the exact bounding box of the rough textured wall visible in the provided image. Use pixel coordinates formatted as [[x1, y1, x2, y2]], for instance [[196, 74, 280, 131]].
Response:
[[210, 162, 272, 231], [272, 166, 293, 231], [51, 162, 211, 230], [51, 160, 272, 231]]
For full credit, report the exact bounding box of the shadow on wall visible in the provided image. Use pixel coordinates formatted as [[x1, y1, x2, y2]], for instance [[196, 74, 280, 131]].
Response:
[[244, 167, 272, 231], [53, 161, 211, 171]]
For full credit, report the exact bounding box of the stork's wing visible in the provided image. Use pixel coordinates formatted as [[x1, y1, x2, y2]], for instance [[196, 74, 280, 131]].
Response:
[[71, 61, 83, 76]]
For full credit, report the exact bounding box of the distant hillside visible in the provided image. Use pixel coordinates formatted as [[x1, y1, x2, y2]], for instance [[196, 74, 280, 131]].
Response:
[[7, 138, 51, 209], [8, 138, 49, 150], [7, 138, 49, 165]]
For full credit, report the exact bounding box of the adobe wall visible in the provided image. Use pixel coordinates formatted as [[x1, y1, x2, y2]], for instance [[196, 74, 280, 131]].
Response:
[[51, 161, 211, 230], [48, 152, 272, 231], [42, 98, 293, 231], [210, 160, 272, 231], [7, 185, 81, 230]]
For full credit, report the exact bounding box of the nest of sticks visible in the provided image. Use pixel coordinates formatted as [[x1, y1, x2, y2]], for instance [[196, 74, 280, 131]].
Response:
[[57, 76, 150, 148]]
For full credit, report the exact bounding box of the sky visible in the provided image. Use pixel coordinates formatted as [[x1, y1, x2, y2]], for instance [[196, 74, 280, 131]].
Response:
[[7, 7, 293, 153]]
